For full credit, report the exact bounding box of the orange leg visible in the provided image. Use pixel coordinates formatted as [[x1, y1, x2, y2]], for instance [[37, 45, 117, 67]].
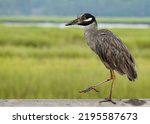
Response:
[[80, 69, 116, 104], [109, 70, 115, 99], [79, 70, 114, 93], [100, 70, 116, 104]]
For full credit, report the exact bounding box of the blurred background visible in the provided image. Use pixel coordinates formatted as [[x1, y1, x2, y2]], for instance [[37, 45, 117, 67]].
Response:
[[0, 0, 150, 99]]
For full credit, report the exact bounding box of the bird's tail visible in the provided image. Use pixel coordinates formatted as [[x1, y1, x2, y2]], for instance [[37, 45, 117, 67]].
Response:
[[127, 64, 137, 81]]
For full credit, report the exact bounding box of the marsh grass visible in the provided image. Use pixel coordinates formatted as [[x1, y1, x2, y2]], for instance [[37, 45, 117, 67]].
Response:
[[0, 25, 149, 99], [0, 16, 150, 24]]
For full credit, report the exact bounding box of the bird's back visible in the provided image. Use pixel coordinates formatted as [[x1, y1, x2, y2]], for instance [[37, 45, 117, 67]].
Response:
[[84, 28, 137, 81]]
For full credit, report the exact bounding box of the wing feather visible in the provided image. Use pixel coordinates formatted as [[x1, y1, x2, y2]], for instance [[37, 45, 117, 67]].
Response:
[[95, 29, 137, 81]]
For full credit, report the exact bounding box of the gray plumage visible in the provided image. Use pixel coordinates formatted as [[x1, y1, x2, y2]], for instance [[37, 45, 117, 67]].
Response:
[[84, 21, 137, 81]]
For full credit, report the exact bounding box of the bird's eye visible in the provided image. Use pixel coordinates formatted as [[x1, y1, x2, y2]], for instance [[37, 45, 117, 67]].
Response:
[[82, 17, 86, 20]]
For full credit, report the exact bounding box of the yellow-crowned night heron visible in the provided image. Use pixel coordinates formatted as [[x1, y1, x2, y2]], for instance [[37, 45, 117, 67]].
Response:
[[65, 13, 137, 104]]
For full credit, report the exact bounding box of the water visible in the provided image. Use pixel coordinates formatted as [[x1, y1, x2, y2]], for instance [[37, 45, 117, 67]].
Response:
[[4, 22, 150, 29]]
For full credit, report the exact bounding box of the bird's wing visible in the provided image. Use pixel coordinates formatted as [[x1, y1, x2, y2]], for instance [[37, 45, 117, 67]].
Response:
[[95, 29, 137, 80]]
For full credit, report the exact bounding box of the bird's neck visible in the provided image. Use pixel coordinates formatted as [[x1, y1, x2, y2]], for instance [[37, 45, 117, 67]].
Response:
[[84, 21, 98, 31]]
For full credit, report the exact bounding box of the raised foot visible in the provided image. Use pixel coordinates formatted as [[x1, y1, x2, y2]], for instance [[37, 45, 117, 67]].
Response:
[[99, 98, 116, 104], [79, 86, 99, 93]]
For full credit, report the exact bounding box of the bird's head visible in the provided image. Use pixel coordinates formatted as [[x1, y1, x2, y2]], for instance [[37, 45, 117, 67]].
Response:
[[65, 13, 96, 26]]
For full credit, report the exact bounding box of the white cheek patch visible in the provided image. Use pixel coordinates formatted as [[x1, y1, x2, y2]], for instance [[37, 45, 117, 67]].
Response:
[[84, 17, 93, 22]]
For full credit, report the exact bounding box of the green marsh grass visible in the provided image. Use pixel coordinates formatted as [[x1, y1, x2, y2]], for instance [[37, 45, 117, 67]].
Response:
[[0, 16, 150, 24], [0, 25, 149, 99]]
